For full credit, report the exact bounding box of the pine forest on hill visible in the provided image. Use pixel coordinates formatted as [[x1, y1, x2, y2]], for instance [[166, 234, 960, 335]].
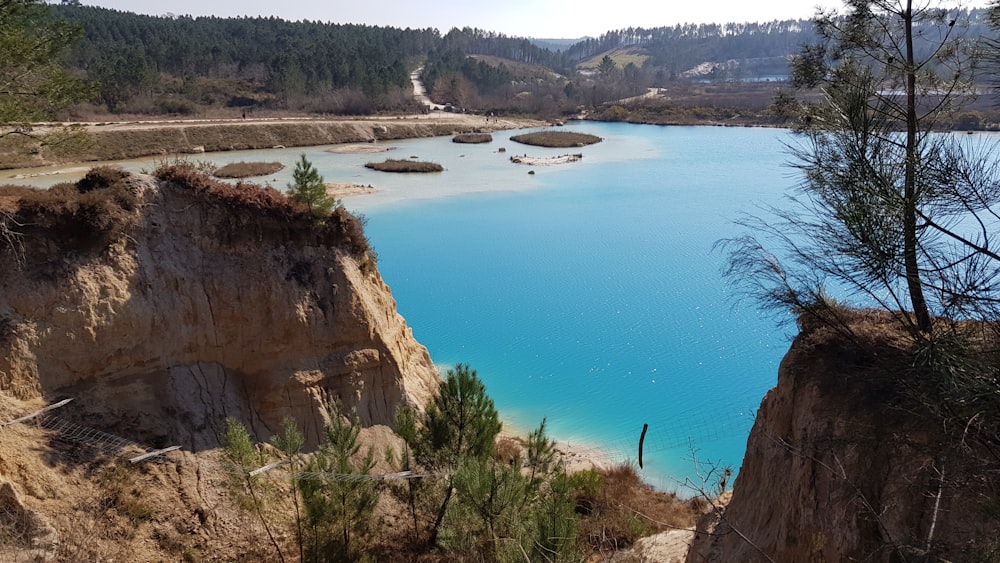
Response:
[[34, 5, 999, 124]]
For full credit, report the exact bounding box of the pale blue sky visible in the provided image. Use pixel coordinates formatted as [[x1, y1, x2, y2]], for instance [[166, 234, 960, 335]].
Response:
[[77, 0, 859, 38]]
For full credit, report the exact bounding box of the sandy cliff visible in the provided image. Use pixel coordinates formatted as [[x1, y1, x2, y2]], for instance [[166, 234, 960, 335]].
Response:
[[0, 170, 439, 449], [688, 313, 999, 562]]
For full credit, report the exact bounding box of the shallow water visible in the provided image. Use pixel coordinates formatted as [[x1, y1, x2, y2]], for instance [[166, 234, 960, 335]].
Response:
[[8, 122, 797, 490]]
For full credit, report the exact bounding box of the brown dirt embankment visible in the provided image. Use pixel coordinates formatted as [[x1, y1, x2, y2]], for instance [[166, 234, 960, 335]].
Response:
[[0, 114, 544, 170]]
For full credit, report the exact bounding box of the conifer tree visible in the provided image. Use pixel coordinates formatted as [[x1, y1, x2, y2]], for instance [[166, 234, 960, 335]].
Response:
[[287, 154, 335, 218], [402, 363, 502, 547], [298, 403, 378, 561], [0, 1, 91, 141], [269, 417, 306, 563], [722, 0, 1000, 338], [221, 418, 286, 563]]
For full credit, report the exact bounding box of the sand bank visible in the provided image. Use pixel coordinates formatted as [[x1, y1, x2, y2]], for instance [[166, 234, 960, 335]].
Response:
[[498, 429, 612, 474], [326, 144, 396, 154], [325, 182, 376, 198], [509, 153, 583, 166]]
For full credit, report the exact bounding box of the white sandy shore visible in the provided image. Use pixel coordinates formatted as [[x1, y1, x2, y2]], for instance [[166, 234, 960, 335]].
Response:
[[556, 439, 613, 473], [9, 166, 89, 179], [509, 153, 583, 166], [326, 144, 396, 154], [499, 429, 613, 474], [325, 182, 376, 198]]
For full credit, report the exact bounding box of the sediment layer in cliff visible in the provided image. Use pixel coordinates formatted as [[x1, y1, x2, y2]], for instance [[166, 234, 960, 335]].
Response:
[[688, 311, 1000, 562], [0, 168, 439, 449]]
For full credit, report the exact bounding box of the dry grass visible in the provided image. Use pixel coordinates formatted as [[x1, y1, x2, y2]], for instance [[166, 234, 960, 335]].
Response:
[[452, 133, 493, 144], [0, 167, 139, 264], [510, 131, 603, 148], [579, 47, 650, 69], [364, 159, 443, 173], [212, 161, 284, 178], [577, 463, 700, 553], [154, 162, 374, 260]]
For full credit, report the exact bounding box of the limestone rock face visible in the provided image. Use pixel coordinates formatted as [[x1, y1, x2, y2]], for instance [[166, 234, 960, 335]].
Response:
[[0, 175, 439, 449], [687, 318, 996, 562]]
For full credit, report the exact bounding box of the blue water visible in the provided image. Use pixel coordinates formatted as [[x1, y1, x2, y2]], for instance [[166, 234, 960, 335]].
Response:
[[346, 122, 794, 491], [11, 121, 796, 490]]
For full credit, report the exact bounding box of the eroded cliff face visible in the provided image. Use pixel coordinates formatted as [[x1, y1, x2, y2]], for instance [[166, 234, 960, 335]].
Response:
[[688, 314, 998, 562], [0, 173, 439, 449]]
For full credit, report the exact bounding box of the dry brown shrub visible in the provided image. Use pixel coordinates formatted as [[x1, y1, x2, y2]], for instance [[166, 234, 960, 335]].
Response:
[[364, 159, 443, 173], [155, 162, 373, 260], [1, 169, 138, 264], [327, 206, 373, 259], [77, 166, 130, 193], [510, 131, 602, 148], [493, 437, 523, 465], [155, 161, 300, 217], [578, 463, 699, 553]]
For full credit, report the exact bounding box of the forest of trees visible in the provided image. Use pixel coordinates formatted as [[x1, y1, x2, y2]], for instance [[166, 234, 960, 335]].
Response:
[[48, 5, 439, 114], [34, 5, 834, 117], [16, 4, 995, 119]]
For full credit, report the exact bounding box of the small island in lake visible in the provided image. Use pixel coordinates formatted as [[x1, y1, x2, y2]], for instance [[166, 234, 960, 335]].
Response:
[[365, 159, 444, 173], [510, 153, 583, 166], [212, 161, 284, 178], [452, 133, 493, 144], [510, 131, 602, 148]]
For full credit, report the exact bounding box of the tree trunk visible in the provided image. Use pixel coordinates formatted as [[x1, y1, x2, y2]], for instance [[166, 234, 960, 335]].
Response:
[[903, 0, 932, 333]]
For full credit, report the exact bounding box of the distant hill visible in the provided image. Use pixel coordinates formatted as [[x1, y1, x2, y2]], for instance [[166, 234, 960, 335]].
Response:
[[530, 37, 589, 51], [42, 4, 993, 119]]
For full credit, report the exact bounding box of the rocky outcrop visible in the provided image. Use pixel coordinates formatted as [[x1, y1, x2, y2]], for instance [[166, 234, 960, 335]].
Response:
[[688, 314, 999, 562], [0, 173, 439, 449]]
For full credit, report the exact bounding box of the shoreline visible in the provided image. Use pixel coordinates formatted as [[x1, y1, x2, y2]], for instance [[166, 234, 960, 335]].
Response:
[[498, 420, 614, 475], [0, 113, 546, 171], [325, 181, 376, 198]]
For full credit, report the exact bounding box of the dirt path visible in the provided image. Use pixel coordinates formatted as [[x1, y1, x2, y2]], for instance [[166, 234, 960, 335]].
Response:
[[410, 66, 444, 111]]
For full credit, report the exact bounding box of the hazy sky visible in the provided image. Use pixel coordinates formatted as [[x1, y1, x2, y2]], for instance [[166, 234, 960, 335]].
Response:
[[79, 0, 853, 38]]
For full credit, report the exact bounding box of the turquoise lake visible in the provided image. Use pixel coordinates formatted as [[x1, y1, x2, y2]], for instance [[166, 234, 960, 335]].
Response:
[[344, 122, 794, 491], [8, 121, 796, 490]]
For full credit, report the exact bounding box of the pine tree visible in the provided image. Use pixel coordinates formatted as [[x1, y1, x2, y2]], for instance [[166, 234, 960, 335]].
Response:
[[221, 418, 286, 563], [298, 403, 378, 561], [414, 363, 502, 546], [722, 0, 1000, 338], [269, 417, 305, 563], [287, 154, 334, 218], [0, 1, 91, 140]]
